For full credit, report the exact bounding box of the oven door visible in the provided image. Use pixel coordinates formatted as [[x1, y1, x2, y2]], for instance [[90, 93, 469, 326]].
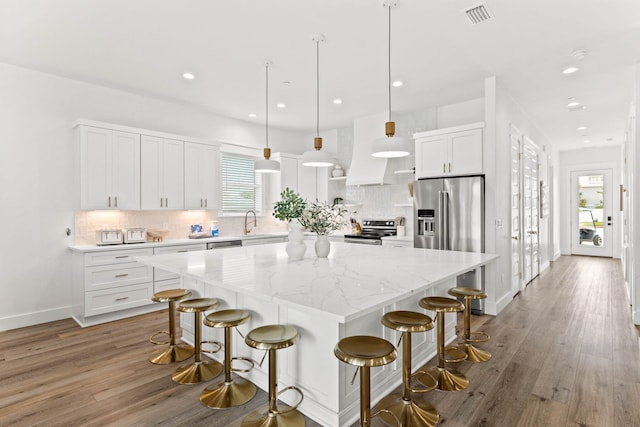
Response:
[[344, 236, 382, 245]]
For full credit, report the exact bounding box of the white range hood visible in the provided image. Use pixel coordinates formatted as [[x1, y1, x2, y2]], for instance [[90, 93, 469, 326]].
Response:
[[346, 112, 394, 186]]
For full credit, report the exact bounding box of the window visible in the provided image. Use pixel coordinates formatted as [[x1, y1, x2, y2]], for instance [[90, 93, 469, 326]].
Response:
[[221, 154, 263, 215]]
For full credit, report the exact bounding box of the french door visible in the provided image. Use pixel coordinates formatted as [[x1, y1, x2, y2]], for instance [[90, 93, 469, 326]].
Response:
[[522, 137, 540, 284], [571, 169, 613, 257]]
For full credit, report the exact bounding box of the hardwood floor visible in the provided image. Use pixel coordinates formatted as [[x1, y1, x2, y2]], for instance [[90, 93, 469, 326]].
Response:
[[1, 256, 638, 426]]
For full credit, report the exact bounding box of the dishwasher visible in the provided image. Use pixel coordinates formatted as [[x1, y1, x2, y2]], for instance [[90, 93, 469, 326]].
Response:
[[206, 240, 242, 250]]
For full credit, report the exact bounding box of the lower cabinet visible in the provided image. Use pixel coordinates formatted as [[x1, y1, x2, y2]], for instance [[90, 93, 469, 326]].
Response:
[[72, 247, 155, 327], [152, 243, 206, 291]]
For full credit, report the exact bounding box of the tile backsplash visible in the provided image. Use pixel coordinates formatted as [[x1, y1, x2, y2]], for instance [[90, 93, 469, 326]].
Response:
[[74, 210, 286, 245]]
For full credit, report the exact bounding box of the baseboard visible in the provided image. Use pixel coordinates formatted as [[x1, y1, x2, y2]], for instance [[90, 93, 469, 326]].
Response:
[[633, 308, 640, 326], [0, 306, 72, 331], [486, 292, 512, 316], [553, 250, 562, 260], [540, 260, 550, 272]]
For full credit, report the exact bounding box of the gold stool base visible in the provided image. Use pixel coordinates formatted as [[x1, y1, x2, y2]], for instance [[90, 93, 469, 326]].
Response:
[[420, 366, 469, 392], [462, 343, 492, 362], [149, 343, 194, 365], [200, 374, 257, 408], [378, 394, 439, 427], [241, 405, 305, 427], [172, 360, 223, 384]]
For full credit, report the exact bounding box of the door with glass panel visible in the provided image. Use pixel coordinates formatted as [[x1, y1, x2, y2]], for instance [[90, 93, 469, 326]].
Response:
[[522, 138, 540, 284], [571, 169, 613, 257], [510, 126, 523, 294]]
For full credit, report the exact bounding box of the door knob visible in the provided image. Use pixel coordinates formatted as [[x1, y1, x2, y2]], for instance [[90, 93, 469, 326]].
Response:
[[512, 236, 518, 240]]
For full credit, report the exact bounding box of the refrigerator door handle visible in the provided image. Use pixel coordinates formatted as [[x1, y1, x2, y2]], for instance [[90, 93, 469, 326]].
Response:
[[442, 191, 450, 250]]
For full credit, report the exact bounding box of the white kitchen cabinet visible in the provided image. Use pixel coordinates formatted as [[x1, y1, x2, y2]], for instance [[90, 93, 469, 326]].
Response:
[[141, 135, 184, 210], [298, 159, 329, 203], [79, 125, 140, 209], [184, 142, 221, 210], [414, 123, 483, 179], [72, 247, 155, 326]]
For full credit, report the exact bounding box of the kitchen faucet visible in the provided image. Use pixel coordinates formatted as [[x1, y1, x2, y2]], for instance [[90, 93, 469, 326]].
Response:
[[244, 210, 257, 235]]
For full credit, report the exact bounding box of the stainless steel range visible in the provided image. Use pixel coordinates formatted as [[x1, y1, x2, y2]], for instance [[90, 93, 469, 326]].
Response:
[[344, 219, 397, 245]]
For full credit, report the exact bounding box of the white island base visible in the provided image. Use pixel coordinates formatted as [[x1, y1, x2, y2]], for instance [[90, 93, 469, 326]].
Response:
[[137, 241, 498, 427]]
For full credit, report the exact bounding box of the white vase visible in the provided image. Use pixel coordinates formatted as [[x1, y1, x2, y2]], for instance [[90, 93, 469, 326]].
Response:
[[286, 219, 306, 260], [315, 234, 331, 258]]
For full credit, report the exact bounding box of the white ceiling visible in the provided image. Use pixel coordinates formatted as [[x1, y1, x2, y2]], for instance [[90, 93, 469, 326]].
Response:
[[1, 0, 639, 151]]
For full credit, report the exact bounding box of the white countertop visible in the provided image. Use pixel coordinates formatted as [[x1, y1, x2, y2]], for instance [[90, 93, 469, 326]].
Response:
[[380, 235, 413, 242], [68, 233, 288, 252], [136, 241, 498, 323]]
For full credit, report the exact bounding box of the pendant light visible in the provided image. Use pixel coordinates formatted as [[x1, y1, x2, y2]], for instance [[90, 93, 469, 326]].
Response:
[[371, 0, 410, 158], [302, 34, 334, 167], [254, 60, 281, 173]]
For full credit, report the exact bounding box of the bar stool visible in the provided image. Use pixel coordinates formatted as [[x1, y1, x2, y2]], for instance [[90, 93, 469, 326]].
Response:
[[378, 311, 439, 427], [148, 288, 194, 364], [448, 287, 491, 362], [419, 296, 469, 391], [172, 298, 223, 385], [241, 325, 304, 427], [334, 336, 398, 427], [200, 309, 257, 408]]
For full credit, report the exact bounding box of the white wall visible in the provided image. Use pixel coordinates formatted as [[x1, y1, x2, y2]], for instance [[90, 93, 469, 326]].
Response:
[[0, 62, 305, 330], [558, 147, 622, 257], [484, 76, 554, 315]]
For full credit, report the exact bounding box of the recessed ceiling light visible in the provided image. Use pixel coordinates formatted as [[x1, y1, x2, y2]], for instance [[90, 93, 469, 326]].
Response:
[[583, 140, 591, 144], [276, 103, 286, 108], [333, 98, 343, 104], [392, 80, 404, 87], [567, 101, 581, 108], [562, 66, 579, 74], [571, 50, 587, 60], [182, 72, 195, 80], [577, 126, 587, 131], [248, 113, 257, 118]]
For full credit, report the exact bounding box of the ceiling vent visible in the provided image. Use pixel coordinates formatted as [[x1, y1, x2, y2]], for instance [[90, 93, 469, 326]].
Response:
[[464, 2, 494, 25]]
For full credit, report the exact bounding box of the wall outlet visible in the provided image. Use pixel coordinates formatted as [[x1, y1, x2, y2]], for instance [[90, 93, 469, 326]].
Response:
[[495, 219, 504, 229], [162, 222, 169, 230]]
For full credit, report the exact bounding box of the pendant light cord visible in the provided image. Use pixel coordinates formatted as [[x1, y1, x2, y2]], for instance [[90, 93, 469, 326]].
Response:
[[316, 40, 320, 137], [388, 5, 392, 122], [265, 63, 269, 149]]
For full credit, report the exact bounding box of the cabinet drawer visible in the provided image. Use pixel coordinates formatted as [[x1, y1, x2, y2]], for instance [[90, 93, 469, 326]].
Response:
[[154, 277, 183, 294], [84, 248, 153, 266], [85, 263, 153, 290], [153, 244, 205, 281], [85, 282, 154, 316]]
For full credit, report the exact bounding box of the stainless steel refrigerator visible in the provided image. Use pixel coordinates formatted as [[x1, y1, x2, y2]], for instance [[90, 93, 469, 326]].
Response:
[[414, 175, 485, 314]]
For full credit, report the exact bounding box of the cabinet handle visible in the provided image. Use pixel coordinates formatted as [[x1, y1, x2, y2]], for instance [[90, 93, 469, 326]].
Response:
[[177, 250, 188, 253], [160, 198, 163, 207], [200, 198, 203, 208], [115, 255, 129, 259], [115, 273, 129, 278], [165, 197, 168, 208], [115, 297, 129, 301], [443, 163, 446, 173], [205, 198, 208, 208], [114, 196, 118, 207], [108, 196, 111, 207], [448, 162, 451, 173]]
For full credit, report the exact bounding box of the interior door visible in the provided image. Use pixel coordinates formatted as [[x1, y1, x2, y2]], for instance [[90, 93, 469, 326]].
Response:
[[571, 169, 613, 257], [522, 138, 540, 284], [510, 127, 523, 294]]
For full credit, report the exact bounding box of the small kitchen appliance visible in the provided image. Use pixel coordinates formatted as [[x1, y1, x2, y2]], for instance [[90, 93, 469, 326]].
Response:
[[96, 229, 123, 246], [123, 228, 147, 244]]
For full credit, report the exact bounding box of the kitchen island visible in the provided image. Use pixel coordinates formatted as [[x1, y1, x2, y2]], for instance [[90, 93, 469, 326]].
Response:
[[137, 241, 498, 426]]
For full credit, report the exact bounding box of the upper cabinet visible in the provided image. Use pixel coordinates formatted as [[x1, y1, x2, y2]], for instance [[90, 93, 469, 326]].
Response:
[[414, 122, 484, 179], [79, 125, 140, 210], [184, 142, 221, 210], [140, 135, 184, 210], [298, 159, 329, 203]]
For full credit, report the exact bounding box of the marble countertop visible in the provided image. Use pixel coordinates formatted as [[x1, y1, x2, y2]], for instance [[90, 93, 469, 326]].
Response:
[[136, 241, 498, 323], [68, 233, 289, 252], [380, 235, 413, 242]]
